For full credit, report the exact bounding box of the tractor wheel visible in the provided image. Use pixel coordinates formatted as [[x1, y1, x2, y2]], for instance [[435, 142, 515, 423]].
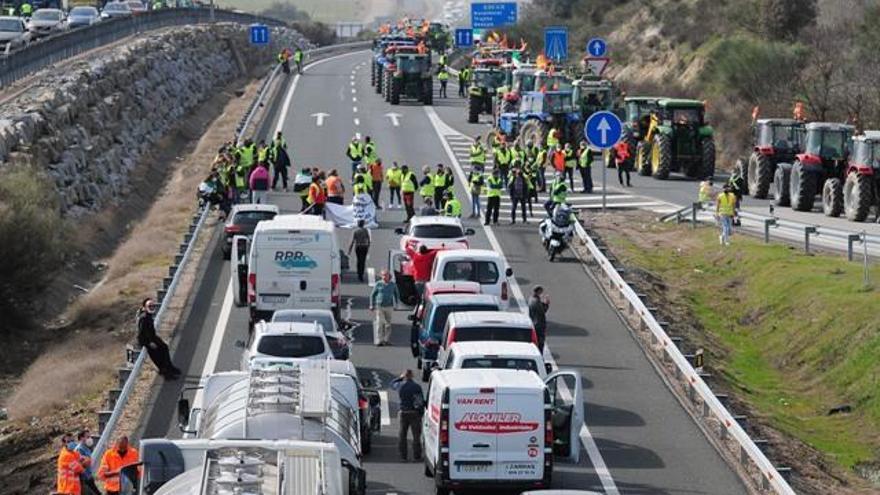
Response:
[[789, 161, 817, 211], [390, 78, 401, 105], [748, 152, 773, 199], [371, 62, 376, 86], [636, 141, 651, 176], [375, 70, 383, 94], [423, 79, 433, 105], [844, 171, 873, 222], [651, 133, 673, 180], [822, 178, 843, 217], [772, 164, 791, 207], [518, 120, 548, 151], [467, 95, 480, 123], [701, 138, 716, 179], [384, 73, 392, 102]]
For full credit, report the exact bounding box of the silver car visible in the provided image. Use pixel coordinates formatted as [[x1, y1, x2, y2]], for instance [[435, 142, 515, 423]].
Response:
[[0, 16, 30, 52], [67, 6, 100, 29], [27, 8, 66, 38], [101, 2, 132, 19]]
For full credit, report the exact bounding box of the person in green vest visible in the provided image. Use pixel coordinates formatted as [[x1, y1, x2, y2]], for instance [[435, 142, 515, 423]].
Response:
[[438, 65, 449, 98], [257, 139, 269, 164], [352, 174, 370, 195], [346, 136, 364, 178], [363, 136, 378, 165], [523, 165, 537, 217], [443, 191, 461, 218], [577, 140, 594, 193], [535, 145, 549, 192], [484, 168, 502, 226], [419, 165, 435, 206], [546, 126, 560, 149], [468, 167, 485, 218], [401, 165, 418, 221], [432, 163, 447, 208], [293, 47, 304, 74], [493, 142, 511, 185], [458, 67, 470, 97], [152, 0, 163, 10], [385, 162, 403, 209], [356, 165, 373, 193], [470, 136, 486, 172], [438, 52, 448, 66], [562, 143, 576, 190], [545, 172, 568, 215], [19, 2, 32, 17]]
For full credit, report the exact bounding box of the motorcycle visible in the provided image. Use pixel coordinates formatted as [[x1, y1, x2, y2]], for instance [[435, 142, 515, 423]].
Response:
[[539, 203, 576, 261]]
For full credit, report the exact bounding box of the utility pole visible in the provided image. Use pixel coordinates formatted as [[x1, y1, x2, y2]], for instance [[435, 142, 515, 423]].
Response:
[[210, 0, 215, 22]]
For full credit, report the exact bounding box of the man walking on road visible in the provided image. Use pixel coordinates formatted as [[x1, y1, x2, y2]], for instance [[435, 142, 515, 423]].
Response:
[[346, 136, 364, 178], [370, 270, 399, 346], [484, 168, 502, 226], [458, 66, 470, 97], [348, 220, 371, 282], [715, 183, 737, 246], [438, 65, 449, 98], [390, 369, 424, 461], [528, 286, 550, 353]]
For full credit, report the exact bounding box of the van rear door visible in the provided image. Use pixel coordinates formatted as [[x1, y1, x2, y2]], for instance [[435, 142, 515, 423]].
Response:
[[449, 386, 499, 480], [231, 235, 249, 307], [496, 385, 544, 481], [255, 231, 333, 311], [545, 370, 584, 463]]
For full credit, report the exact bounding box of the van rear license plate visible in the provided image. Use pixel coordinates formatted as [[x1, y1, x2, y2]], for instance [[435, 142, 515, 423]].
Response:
[[457, 465, 490, 473], [261, 295, 288, 303]]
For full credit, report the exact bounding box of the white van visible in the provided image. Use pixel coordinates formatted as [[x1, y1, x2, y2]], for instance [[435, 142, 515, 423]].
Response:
[[438, 341, 552, 378], [233, 215, 341, 327], [430, 250, 513, 309], [422, 369, 584, 494]]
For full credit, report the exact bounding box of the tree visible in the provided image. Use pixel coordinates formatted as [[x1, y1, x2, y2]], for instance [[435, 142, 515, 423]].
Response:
[[259, 1, 310, 23], [760, 0, 817, 40]]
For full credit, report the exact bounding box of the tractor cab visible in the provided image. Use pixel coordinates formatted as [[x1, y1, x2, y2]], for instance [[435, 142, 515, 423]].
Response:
[[640, 98, 715, 179], [384, 52, 433, 105], [850, 133, 880, 172], [534, 71, 572, 92], [754, 119, 803, 160], [467, 62, 507, 123], [776, 122, 853, 213], [842, 132, 880, 222], [624, 96, 661, 140], [572, 79, 615, 116], [800, 122, 852, 166]]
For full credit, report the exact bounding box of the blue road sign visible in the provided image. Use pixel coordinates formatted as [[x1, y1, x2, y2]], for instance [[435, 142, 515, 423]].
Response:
[[250, 24, 270, 45], [544, 26, 568, 62], [471, 2, 517, 29], [587, 37, 607, 57], [455, 28, 474, 48], [584, 111, 623, 150]]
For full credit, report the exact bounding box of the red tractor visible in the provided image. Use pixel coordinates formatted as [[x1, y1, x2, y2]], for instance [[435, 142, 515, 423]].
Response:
[[772, 122, 854, 215], [735, 119, 804, 199], [843, 132, 880, 222]]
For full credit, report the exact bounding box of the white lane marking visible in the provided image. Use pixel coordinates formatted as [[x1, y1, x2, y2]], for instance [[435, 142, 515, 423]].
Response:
[[352, 88, 357, 94], [367, 267, 376, 286], [425, 106, 621, 495], [385, 112, 401, 127], [352, 96, 357, 103], [191, 280, 234, 410], [311, 112, 329, 127], [379, 391, 391, 426], [273, 50, 362, 134], [353, 106, 358, 113], [354, 117, 360, 126], [351, 74, 356, 79], [351, 80, 356, 86]]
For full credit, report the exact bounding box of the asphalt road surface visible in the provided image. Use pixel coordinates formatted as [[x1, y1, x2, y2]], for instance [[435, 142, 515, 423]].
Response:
[[137, 51, 750, 495]]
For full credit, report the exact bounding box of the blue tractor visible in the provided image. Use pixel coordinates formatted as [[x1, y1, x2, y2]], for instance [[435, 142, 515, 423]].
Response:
[[371, 36, 415, 92], [497, 89, 581, 150]]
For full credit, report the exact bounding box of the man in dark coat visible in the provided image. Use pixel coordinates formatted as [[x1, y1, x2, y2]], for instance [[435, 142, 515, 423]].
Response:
[[137, 298, 181, 379], [528, 285, 550, 352]]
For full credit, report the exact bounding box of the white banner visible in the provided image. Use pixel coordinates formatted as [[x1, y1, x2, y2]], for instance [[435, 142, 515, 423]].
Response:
[[325, 194, 379, 228]]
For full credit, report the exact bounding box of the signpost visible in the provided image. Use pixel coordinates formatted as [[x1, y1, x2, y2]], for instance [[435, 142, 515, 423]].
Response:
[[543, 26, 568, 63], [587, 37, 607, 57], [583, 57, 610, 76], [584, 111, 623, 211], [249, 24, 270, 46], [455, 28, 474, 48], [470, 2, 518, 29]]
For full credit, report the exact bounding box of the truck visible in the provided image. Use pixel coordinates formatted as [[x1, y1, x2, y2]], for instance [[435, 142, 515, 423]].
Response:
[[422, 368, 584, 495]]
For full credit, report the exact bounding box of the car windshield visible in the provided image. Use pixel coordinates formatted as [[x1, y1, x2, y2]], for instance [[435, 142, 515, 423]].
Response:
[[759, 124, 801, 150], [33, 10, 62, 20], [71, 7, 97, 16], [271, 313, 334, 334], [805, 130, 850, 159], [429, 304, 498, 335], [452, 326, 533, 343], [461, 358, 539, 373], [0, 19, 22, 31], [233, 210, 277, 228], [442, 261, 499, 284], [670, 108, 701, 125], [256, 335, 325, 358], [474, 70, 505, 87], [412, 224, 463, 238]]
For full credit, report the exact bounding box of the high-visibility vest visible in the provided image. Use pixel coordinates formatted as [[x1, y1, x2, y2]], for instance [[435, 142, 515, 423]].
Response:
[[239, 144, 255, 168], [402, 172, 417, 193], [536, 148, 548, 168], [386, 168, 402, 187], [294, 50, 303, 62], [419, 174, 435, 197], [20, 3, 32, 14], [357, 172, 373, 190], [563, 149, 576, 168], [486, 176, 503, 197], [551, 150, 565, 171], [438, 70, 449, 81], [469, 172, 484, 194], [348, 142, 363, 160], [326, 176, 344, 196], [461, 68, 471, 81], [235, 163, 249, 189], [578, 148, 592, 168], [546, 128, 560, 148], [699, 183, 713, 203], [98, 448, 139, 493], [717, 192, 736, 216], [257, 147, 268, 163], [444, 198, 462, 217], [308, 182, 326, 204], [353, 182, 369, 195], [57, 447, 84, 495], [364, 143, 378, 163], [551, 180, 568, 203], [494, 147, 511, 167], [470, 144, 486, 165], [439, 54, 448, 65], [433, 172, 447, 188]]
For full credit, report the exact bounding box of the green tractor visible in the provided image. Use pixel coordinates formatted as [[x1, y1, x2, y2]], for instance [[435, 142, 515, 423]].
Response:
[[621, 97, 661, 174], [638, 99, 715, 180], [467, 60, 507, 123], [382, 52, 433, 105]]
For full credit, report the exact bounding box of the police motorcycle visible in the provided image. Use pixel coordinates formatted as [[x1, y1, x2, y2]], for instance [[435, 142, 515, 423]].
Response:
[[539, 202, 577, 261]]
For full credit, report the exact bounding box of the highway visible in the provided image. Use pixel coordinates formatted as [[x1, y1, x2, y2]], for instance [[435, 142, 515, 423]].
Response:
[[137, 51, 750, 494]]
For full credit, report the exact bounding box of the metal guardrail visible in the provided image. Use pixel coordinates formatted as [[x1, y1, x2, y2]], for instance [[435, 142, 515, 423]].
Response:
[[0, 7, 285, 87], [89, 40, 369, 468], [573, 221, 797, 495]]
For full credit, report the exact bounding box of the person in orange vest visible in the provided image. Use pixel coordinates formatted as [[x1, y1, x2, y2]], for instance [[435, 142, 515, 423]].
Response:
[[550, 144, 566, 174], [57, 433, 90, 495], [325, 169, 345, 205], [98, 436, 140, 495], [369, 158, 384, 209], [614, 140, 632, 187], [307, 174, 327, 216]]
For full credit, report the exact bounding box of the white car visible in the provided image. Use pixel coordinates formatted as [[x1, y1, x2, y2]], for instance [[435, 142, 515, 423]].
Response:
[[271, 308, 352, 360], [395, 215, 474, 252], [0, 16, 30, 52], [241, 321, 332, 369], [438, 341, 551, 378], [431, 249, 514, 309], [27, 9, 66, 38]]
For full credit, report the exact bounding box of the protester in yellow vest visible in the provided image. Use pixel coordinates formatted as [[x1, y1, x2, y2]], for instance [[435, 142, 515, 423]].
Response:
[[715, 183, 737, 246]]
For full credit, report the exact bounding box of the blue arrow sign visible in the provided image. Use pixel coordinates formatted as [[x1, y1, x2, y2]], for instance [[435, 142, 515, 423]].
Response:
[[544, 26, 568, 62], [250, 24, 270, 45], [585, 111, 622, 150], [471, 2, 518, 29], [587, 37, 607, 57], [455, 28, 473, 48]]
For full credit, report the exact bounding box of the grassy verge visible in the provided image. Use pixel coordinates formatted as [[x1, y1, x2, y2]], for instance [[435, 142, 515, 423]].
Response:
[[592, 213, 880, 482]]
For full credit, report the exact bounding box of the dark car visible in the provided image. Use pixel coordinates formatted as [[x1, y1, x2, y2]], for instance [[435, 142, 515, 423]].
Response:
[[221, 204, 279, 258]]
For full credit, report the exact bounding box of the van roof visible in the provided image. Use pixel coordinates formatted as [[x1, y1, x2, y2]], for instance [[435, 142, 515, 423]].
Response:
[[447, 311, 532, 327], [254, 214, 335, 234], [435, 249, 503, 261], [435, 368, 544, 390], [255, 321, 323, 336], [424, 281, 482, 295], [447, 341, 542, 358], [430, 293, 499, 306]]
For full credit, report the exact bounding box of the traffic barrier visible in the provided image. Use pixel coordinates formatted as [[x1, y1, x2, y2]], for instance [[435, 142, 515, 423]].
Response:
[[573, 221, 797, 495], [0, 7, 286, 88], [89, 39, 370, 471]]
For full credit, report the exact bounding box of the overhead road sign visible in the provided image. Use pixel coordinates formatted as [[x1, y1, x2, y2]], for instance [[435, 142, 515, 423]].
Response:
[[455, 28, 474, 47], [250, 24, 270, 45], [544, 26, 568, 62], [584, 111, 622, 150], [471, 2, 518, 29], [587, 37, 607, 57]]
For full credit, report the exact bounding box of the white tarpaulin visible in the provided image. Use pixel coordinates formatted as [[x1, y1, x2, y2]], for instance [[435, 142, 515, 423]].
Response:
[[325, 194, 379, 228]]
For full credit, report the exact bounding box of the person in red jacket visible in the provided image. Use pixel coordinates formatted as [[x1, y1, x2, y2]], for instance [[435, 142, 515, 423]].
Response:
[[406, 244, 437, 286]]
